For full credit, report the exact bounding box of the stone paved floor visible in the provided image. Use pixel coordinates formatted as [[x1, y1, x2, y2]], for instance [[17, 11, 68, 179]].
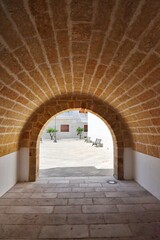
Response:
[[0, 176, 160, 239]]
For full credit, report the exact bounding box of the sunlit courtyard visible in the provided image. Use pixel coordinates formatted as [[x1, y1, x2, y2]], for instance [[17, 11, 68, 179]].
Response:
[[39, 139, 113, 177]]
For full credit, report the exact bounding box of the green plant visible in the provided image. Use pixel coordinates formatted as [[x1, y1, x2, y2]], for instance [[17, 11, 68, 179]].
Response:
[[46, 128, 58, 141], [76, 127, 83, 139]]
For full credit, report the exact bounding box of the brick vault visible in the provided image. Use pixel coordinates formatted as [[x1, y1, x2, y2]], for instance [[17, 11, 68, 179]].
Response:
[[0, 0, 160, 184]]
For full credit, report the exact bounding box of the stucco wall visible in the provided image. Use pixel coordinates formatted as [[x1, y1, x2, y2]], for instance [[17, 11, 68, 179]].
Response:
[[0, 152, 19, 197]]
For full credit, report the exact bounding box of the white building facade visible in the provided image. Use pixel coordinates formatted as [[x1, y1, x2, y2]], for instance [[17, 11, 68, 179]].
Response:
[[88, 112, 113, 151], [42, 111, 88, 140]]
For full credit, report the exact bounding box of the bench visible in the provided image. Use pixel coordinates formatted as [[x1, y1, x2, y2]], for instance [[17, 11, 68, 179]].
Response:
[[92, 138, 103, 147], [84, 137, 92, 143]]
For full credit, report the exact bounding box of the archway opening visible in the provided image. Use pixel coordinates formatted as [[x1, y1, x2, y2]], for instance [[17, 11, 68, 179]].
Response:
[[39, 110, 114, 178], [20, 95, 132, 181]]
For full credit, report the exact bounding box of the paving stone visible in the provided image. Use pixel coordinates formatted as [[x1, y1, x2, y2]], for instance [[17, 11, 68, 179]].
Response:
[[0, 198, 67, 206], [2, 193, 32, 199], [54, 206, 82, 214], [95, 187, 117, 192], [22, 186, 45, 191], [85, 192, 106, 198], [142, 203, 160, 211], [0, 199, 16, 206], [105, 192, 130, 197], [5, 206, 54, 214], [13, 183, 33, 188], [102, 183, 120, 187], [80, 183, 102, 187], [68, 198, 92, 205], [44, 188, 72, 192], [10, 186, 44, 193], [116, 186, 146, 192], [71, 187, 95, 192], [58, 193, 84, 198], [121, 196, 159, 204], [66, 177, 89, 180], [53, 183, 80, 188], [118, 181, 138, 186], [104, 212, 138, 224], [45, 183, 80, 188], [31, 193, 57, 198], [90, 224, 132, 237], [117, 204, 145, 212], [67, 213, 105, 224], [104, 212, 160, 224], [93, 197, 123, 205], [82, 204, 118, 213], [28, 182, 48, 187], [49, 180, 70, 183], [88, 176, 112, 180], [46, 177, 65, 180], [23, 188, 44, 193], [39, 225, 89, 238], [0, 206, 7, 213], [37, 178, 51, 182], [85, 179, 108, 183], [8, 188, 24, 193], [0, 213, 67, 225], [129, 222, 160, 238], [127, 191, 151, 197], [0, 225, 41, 238], [69, 179, 85, 183]]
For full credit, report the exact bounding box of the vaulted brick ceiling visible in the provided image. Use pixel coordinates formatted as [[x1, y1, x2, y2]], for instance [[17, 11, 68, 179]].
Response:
[[0, 0, 160, 157]]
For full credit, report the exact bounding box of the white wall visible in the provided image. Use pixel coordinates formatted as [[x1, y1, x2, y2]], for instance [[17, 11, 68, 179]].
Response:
[[0, 148, 29, 197], [133, 151, 160, 200], [0, 151, 19, 197], [0, 147, 160, 200], [88, 113, 113, 150], [123, 149, 160, 199]]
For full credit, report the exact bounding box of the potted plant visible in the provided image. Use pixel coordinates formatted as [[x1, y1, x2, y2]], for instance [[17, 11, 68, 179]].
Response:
[[46, 128, 58, 142], [76, 127, 83, 139]]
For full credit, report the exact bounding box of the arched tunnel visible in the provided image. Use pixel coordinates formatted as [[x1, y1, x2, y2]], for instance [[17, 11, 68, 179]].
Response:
[[0, 0, 160, 238]]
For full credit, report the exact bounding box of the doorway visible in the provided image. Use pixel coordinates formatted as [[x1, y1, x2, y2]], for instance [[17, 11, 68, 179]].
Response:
[[39, 110, 114, 178]]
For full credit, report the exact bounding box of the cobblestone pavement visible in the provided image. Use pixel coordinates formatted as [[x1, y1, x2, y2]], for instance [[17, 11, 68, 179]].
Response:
[[0, 176, 160, 239], [39, 139, 113, 177]]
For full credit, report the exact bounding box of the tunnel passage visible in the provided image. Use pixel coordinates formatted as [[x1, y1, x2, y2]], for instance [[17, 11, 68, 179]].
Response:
[[0, 0, 160, 200]]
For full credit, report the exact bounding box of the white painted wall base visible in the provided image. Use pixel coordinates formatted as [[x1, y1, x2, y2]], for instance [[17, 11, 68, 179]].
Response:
[[133, 151, 160, 200], [19, 148, 29, 182], [0, 148, 160, 200], [0, 151, 19, 197]]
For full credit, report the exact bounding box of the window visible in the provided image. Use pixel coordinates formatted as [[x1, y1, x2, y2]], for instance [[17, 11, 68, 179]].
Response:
[[84, 124, 88, 132], [61, 124, 69, 132]]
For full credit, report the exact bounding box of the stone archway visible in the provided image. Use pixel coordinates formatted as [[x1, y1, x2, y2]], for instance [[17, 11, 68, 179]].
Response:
[[20, 95, 132, 181]]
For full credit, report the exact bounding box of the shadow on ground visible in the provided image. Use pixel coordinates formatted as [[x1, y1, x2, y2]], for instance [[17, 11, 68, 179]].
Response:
[[39, 166, 113, 178]]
